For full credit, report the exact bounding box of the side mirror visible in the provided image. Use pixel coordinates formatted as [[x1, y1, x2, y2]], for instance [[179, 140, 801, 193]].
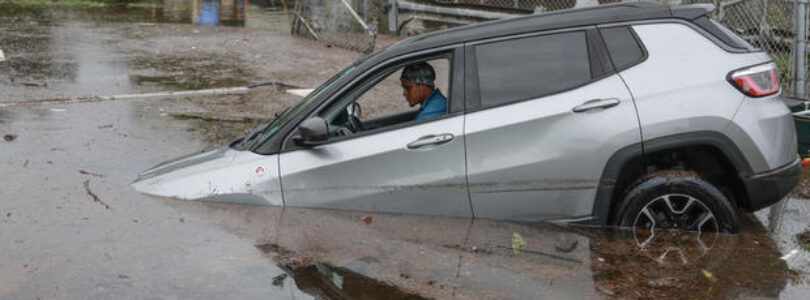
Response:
[[293, 117, 328, 147]]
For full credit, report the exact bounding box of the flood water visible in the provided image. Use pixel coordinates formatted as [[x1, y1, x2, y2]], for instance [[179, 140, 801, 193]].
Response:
[[0, 0, 361, 102], [1, 1, 810, 299]]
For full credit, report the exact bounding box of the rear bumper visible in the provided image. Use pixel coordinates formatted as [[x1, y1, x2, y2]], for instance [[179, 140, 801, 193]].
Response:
[[742, 157, 801, 211]]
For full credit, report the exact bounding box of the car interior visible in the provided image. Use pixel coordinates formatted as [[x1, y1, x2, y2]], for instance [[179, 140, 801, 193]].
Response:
[[322, 57, 451, 138]]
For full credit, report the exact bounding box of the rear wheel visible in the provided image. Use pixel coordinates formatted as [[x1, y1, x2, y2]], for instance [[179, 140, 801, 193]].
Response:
[[615, 171, 738, 234]]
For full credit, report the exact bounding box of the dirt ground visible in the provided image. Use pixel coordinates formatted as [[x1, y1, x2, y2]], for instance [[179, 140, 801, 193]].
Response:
[[2, 2, 810, 299]]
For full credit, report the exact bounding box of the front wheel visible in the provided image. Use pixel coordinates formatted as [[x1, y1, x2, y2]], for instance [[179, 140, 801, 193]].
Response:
[[615, 171, 738, 234]]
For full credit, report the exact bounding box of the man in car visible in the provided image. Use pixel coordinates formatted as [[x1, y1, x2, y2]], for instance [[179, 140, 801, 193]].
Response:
[[400, 62, 447, 120]]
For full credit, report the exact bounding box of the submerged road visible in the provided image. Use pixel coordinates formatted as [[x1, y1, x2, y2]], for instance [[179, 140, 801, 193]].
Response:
[[2, 2, 810, 299]]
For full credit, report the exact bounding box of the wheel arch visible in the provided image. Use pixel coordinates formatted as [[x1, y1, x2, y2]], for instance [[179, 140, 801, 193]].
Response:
[[585, 131, 753, 226]]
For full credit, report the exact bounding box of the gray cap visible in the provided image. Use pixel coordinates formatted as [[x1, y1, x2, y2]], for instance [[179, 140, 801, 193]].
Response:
[[400, 62, 435, 86]]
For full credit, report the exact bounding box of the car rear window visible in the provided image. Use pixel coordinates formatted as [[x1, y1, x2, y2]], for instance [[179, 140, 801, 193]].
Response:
[[600, 26, 645, 70], [475, 31, 591, 108]]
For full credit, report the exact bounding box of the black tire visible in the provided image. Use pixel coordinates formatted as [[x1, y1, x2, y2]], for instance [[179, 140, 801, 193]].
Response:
[[615, 170, 739, 234]]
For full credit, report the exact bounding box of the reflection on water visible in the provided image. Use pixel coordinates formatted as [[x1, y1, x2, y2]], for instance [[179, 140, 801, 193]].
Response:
[[282, 262, 429, 300], [0, 0, 290, 100], [162, 200, 792, 299]]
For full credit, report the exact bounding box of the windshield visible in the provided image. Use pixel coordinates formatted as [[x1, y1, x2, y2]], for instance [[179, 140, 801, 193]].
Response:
[[234, 63, 359, 151]]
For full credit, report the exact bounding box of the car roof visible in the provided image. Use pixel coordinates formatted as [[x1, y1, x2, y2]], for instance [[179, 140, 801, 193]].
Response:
[[380, 2, 712, 57]]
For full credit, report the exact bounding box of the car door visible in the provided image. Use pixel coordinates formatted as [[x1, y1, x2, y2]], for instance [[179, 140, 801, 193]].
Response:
[[278, 49, 472, 217], [464, 28, 642, 221]]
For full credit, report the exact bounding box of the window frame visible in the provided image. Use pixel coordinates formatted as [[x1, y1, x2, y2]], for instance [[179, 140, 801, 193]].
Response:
[[281, 46, 465, 152], [596, 24, 650, 72], [598, 18, 756, 54], [465, 25, 616, 112]]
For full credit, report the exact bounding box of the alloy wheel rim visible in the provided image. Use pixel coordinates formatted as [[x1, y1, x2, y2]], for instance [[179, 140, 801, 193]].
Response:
[[632, 193, 719, 264]]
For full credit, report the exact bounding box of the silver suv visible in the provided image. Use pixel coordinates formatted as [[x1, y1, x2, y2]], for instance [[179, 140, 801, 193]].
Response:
[[133, 3, 800, 233]]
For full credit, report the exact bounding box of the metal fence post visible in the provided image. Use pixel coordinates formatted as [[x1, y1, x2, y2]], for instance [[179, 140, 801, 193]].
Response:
[[796, 0, 807, 97], [389, 0, 398, 33]]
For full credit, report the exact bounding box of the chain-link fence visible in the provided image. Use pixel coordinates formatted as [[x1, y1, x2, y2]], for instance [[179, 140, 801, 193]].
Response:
[[291, 0, 378, 53], [402, 0, 806, 96]]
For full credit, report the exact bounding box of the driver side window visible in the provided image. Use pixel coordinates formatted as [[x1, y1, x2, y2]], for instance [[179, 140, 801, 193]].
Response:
[[324, 57, 451, 137]]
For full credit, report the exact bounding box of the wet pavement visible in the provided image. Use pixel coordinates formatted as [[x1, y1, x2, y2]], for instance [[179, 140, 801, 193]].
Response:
[[2, 2, 810, 299], [0, 1, 364, 102]]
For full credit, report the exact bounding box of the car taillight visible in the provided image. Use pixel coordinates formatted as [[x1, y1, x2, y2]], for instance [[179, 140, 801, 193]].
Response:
[[728, 63, 780, 97]]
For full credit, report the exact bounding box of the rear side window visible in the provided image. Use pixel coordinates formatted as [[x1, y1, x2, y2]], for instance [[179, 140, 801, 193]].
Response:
[[475, 31, 591, 107], [693, 17, 756, 51], [600, 26, 645, 69]]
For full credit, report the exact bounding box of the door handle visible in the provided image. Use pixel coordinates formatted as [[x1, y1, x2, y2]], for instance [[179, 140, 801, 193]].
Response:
[[572, 98, 620, 113], [407, 133, 454, 149]]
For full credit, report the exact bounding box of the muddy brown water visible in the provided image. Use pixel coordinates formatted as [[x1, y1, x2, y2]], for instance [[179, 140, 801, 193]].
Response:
[[1, 90, 807, 299], [2, 2, 810, 299]]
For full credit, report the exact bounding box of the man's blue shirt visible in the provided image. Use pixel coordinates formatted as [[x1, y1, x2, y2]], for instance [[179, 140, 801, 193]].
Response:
[[414, 89, 447, 120]]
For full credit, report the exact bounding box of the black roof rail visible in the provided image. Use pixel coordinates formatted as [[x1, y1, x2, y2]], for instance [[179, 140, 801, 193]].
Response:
[[671, 3, 716, 20]]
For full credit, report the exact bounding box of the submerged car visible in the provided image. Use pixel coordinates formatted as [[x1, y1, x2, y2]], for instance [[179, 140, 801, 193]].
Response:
[[133, 2, 800, 233]]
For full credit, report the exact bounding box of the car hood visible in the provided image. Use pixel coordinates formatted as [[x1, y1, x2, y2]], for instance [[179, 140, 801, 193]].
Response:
[[131, 145, 283, 206], [135, 145, 231, 182]]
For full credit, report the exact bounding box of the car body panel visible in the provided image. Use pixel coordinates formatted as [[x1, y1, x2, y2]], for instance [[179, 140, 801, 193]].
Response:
[[278, 115, 472, 217], [464, 74, 639, 221], [726, 95, 798, 172], [132, 148, 283, 205], [621, 23, 775, 171]]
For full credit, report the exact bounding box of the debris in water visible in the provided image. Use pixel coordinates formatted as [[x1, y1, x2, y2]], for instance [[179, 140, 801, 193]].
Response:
[[23, 160, 29, 168], [4, 134, 17, 142], [701, 269, 716, 282], [360, 215, 372, 225], [782, 248, 800, 260], [287, 88, 314, 97], [272, 273, 287, 286], [97, 124, 113, 129], [82, 180, 111, 209], [555, 237, 578, 253], [118, 274, 130, 279], [49, 108, 66, 112], [0, 49, 5, 62], [19, 81, 48, 87], [647, 277, 678, 287], [512, 232, 526, 254], [798, 230, 810, 251], [79, 170, 104, 177], [596, 283, 616, 296]]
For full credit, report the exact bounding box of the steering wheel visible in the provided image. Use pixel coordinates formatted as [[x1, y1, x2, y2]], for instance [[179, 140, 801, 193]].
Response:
[[345, 102, 364, 132]]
